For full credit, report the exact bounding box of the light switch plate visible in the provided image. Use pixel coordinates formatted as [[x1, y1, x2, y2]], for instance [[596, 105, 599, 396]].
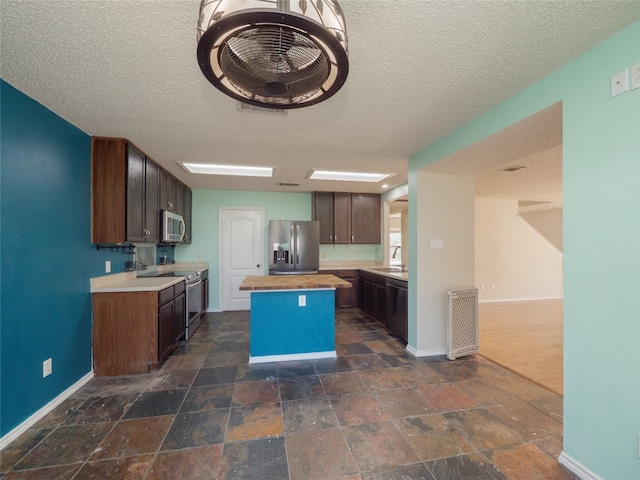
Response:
[[611, 69, 629, 97], [631, 63, 640, 91], [429, 239, 443, 249]]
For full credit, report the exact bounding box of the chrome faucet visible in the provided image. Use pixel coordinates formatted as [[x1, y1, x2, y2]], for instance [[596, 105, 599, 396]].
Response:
[[392, 246, 405, 272]]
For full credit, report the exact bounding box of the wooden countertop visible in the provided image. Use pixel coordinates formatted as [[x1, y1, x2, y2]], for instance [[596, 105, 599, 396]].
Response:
[[239, 274, 351, 291]]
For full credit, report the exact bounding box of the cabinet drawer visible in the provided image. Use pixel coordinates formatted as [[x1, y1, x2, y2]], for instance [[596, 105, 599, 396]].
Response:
[[375, 274, 387, 286], [174, 281, 185, 296], [319, 269, 337, 276], [159, 286, 174, 305], [359, 271, 374, 282], [336, 269, 356, 278]]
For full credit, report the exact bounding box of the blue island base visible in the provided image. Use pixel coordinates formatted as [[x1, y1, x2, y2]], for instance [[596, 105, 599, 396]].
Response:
[[249, 289, 337, 364]]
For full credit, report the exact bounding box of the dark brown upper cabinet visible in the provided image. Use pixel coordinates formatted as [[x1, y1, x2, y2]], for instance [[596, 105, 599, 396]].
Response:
[[312, 192, 380, 244], [92, 137, 159, 244], [160, 170, 186, 216], [92, 137, 191, 245], [350, 193, 381, 244], [313, 192, 350, 244]]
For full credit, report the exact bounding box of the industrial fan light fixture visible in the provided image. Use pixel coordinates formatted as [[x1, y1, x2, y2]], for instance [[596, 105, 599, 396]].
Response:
[[197, 0, 349, 109]]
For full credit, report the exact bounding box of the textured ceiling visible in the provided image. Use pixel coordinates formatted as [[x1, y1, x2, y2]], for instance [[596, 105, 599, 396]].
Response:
[[1, 1, 638, 197]]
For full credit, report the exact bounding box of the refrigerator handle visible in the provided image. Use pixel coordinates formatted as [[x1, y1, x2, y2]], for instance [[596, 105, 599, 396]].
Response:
[[290, 224, 295, 265], [295, 224, 300, 265]]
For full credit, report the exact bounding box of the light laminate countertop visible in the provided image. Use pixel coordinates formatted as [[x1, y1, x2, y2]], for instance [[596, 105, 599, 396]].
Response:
[[320, 266, 408, 281], [91, 275, 184, 293], [239, 274, 352, 291], [90, 262, 209, 293]]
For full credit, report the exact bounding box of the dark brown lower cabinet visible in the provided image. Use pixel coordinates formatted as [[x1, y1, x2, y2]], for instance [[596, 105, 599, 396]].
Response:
[[319, 270, 358, 308], [158, 300, 175, 362], [359, 271, 375, 315], [374, 275, 386, 322], [92, 281, 185, 376], [385, 278, 408, 342]]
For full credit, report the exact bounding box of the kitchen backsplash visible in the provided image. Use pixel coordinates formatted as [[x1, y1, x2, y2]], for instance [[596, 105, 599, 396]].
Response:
[[133, 244, 156, 268], [319, 243, 382, 262]]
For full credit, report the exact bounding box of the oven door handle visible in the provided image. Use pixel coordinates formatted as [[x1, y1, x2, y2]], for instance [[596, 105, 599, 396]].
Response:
[[188, 279, 202, 288]]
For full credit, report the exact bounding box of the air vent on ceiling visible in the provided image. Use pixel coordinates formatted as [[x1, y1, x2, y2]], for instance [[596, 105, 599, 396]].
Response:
[[495, 165, 529, 173], [277, 182, 300, 187], [237, 102, 287, 115]]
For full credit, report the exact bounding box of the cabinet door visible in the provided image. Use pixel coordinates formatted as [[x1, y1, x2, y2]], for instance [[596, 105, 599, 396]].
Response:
[[374, 283, 386, 322], [336, 281, 357, 308], [351, 194, 381, 244], [183, 187, 192, 244], [91, 137, 127, 244], [160, 170, 177, 212], [144, 159, 160, 242], [313, 192, 334, 244], [158, 300, 175, 363], [360, 279, 375, 315], [333, 193, 351, 244], [336, 271, 358, 308], [174, 181, 185, 216], [126, 145, 146, 242], [174, 292, 185, 343]]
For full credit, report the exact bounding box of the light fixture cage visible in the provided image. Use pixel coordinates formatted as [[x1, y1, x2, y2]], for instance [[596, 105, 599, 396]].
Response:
[[197, 0, 349, 109]]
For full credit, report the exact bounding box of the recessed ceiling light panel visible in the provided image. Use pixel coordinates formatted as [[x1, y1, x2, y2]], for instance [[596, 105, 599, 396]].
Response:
[[181, 162, 274, 177], [309, 170, 393, 183]]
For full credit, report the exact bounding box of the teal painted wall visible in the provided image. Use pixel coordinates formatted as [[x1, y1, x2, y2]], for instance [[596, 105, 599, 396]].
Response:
[[408, 22, 640, 478], [0, 81, 128, 436], [176, 189, 379, 310]]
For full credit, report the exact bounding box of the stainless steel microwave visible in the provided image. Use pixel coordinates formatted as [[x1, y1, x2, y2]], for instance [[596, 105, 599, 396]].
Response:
[[161, 210, 185, 243]]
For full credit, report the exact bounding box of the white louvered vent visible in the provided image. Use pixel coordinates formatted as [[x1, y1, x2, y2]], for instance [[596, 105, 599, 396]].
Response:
[[447, 287, 479, 360]]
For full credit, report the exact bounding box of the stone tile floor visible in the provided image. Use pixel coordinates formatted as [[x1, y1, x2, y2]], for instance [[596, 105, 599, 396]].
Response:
[[1, 310, 577, 479]]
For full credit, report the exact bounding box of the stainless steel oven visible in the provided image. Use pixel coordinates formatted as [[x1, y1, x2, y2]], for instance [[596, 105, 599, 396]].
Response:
[[184, 271, 202, 340]]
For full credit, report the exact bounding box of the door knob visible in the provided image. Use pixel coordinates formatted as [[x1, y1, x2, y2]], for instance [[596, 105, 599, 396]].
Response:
[[257, 264, 261, 268]]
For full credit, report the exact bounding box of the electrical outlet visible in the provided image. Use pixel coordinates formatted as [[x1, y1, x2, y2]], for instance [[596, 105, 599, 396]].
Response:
[[298, 295, 306, 307], [43, 358, 52, 378], [105, 261, 111, 273], [631, 63, 640, 91]]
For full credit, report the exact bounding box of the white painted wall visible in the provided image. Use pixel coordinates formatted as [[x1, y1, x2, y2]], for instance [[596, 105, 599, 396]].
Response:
[[475, 197, 563, 302], [414, 171, 475, 355], [520, 208, 563, 251]]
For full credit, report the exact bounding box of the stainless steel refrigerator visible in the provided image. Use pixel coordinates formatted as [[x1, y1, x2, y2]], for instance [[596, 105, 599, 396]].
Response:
[[268, 220, 320, 274]]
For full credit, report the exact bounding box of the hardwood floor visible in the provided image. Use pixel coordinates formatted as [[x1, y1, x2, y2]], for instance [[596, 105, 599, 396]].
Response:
[[479, 299, 563, 395]]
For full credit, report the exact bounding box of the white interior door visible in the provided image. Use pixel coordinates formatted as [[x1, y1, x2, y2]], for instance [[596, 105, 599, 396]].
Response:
[[220, 208, 264, 311]]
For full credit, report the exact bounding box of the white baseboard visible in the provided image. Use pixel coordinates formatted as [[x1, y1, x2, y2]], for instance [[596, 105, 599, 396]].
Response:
[[249, 350, 337, 364], [0, 370, 94, 450], [406, 345, 447, 358], [478, 296, 563, 304], [558, 451, 600, 480]]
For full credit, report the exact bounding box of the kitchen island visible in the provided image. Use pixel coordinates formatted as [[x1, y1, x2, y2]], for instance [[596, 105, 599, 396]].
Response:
[[239, 274, 351, 363]]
